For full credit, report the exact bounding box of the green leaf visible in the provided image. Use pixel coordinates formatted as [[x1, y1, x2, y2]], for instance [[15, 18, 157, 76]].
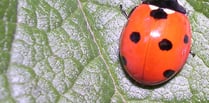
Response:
[[1, 0, 209, 102], [187, 0, 209, 18]]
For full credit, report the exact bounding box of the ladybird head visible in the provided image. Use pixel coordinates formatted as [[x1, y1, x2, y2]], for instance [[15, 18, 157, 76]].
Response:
[[143, 0, 186, 14]]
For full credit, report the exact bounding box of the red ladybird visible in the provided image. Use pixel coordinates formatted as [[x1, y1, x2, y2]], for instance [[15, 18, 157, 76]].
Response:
[[119, 0, 192, 85]]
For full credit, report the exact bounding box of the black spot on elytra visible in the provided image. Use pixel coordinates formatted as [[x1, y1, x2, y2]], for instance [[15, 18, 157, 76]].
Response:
[[130, 32, 141, 43], [184, 34, 189, 44], [163, 69, 175, 78], [150, 9, 167, 19], [159, 39, 172, 51]]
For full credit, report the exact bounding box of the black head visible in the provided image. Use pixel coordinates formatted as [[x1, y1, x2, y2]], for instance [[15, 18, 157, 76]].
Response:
[[142, 0, 186, 14]]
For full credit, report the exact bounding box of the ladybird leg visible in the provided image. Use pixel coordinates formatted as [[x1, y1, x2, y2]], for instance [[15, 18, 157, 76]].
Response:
[[190, 51, 195, 57]]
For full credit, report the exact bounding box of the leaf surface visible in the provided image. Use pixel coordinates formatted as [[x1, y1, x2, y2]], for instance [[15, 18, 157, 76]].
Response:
[[0, 0, 209, 102]]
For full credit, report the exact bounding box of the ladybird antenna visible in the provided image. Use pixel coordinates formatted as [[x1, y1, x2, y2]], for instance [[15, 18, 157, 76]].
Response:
[[120, 5, 128, 19]]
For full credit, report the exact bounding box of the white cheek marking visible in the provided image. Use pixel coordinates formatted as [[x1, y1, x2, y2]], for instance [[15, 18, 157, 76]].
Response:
[[149, 5, 159, 10], [163, 8, 175, 14], [150, 31, 160, 38], [177, 0, 184, 6]]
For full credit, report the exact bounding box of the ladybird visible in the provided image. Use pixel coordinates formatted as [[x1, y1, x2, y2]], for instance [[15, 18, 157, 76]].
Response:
[[119, 0, 191, 86]]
